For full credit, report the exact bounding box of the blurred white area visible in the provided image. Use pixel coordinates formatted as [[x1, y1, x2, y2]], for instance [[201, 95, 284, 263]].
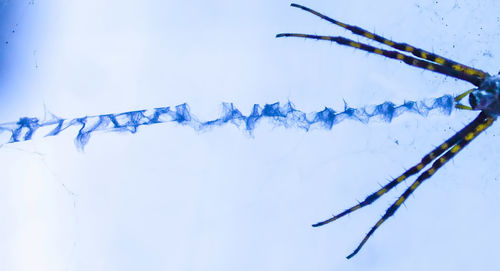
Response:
[[1, 0, 500, 270]]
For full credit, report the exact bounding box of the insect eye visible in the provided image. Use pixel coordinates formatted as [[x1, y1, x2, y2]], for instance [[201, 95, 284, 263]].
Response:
[[469, 93, 478, 109]]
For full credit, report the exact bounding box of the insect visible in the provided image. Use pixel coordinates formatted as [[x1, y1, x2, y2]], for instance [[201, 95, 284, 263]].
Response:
[[277, 3, 499, 259]]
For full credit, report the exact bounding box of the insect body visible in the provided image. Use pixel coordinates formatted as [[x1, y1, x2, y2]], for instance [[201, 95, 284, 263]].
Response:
[[469, 75, 500, 115], [277, 3, 499, 259]]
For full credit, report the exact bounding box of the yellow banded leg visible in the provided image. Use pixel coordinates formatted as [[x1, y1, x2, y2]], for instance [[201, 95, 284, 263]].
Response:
[[275, 33, 482, 86], [288, 3, 489, 80], [312, 111, 491, 228], [346, 113, 494, 259]]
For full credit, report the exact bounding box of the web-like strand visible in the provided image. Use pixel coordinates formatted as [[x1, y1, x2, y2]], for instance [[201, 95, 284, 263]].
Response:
[[0, 95, 454, 150]]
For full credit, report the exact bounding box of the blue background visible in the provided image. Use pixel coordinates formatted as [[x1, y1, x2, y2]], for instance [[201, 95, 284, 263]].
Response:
[[1, 0, 500, 270]]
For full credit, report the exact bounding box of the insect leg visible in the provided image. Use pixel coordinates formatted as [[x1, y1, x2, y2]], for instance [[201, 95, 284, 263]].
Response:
[[313, 111, 491, 227], [288, 3, 489, 81], [277, 32, 482, 90], [345, 112, 495, 259]]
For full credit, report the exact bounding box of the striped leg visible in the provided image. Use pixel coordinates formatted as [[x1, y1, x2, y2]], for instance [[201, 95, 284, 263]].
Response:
[[276, 33, 483, 87], [313, 111, 491, 227], [287, 3, 489, 82], [346, 112, 495, 259]]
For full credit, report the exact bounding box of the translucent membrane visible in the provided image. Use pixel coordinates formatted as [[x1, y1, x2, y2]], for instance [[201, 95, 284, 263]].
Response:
[[0, 95, 454, 150]]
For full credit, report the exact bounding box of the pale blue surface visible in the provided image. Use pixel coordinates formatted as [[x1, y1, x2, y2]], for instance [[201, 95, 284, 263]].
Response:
[[1, 0, 500, 270]]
